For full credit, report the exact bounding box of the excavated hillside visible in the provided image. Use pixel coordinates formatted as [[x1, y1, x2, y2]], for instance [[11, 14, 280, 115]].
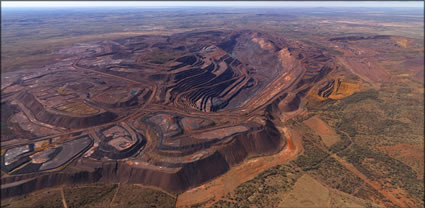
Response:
[[1, 29, 337, 197]]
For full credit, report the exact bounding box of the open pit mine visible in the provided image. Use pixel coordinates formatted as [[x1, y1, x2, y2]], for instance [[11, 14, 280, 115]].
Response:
[[1, 30, 336, 197]]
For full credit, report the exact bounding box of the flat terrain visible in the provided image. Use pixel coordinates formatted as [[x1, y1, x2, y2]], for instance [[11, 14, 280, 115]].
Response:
[[304, 116, 340, 147], [1, 6, 423, 208], [1, 184, 176, 208]]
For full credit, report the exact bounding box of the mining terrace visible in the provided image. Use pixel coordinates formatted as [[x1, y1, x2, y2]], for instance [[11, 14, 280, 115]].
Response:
[[1, 30, 337, 197]]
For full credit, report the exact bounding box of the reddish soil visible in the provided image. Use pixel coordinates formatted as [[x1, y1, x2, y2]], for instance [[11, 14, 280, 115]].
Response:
[[175, 127, 304, 207], [378, 144, 424, 179], [332, 155, 417, 208], [303, 116, 340, 147], [337, 56, 391, 83], [300, 127, 420, 208], [286, 132, 295, 150], [402, 58, 425, 82]]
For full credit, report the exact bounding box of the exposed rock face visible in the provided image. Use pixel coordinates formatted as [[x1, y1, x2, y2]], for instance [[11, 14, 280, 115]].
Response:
[[15, 91, 118, 129], [1, 29, 336, 199], [1, 120, 283, 197], [218, 120, 283, 166]]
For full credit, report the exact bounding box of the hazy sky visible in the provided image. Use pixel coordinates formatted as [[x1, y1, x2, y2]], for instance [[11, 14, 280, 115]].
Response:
[[2, 1, 424, 8]]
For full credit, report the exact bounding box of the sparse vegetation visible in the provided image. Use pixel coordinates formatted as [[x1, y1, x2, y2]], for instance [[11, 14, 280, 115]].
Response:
[[308, 157, 363, 194], [306, 80, 424, 205], [1, 5, 423, 208], [111, 185, 176, 208], [292, 137, 329, 171], [213, 163, 303, 207], [329, 130, 352, 153], [309, 85, 423, 146], [64, 183, 117, 208], [338, 144, 424, 201], [1, 184, 176, 208], [0, 189, 64, 208]]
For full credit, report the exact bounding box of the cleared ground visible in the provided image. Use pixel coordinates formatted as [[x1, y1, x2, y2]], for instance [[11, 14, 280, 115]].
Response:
[[303, 116, 340, 147]]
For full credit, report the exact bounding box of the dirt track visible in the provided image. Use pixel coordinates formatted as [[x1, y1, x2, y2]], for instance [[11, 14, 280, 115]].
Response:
[[301, 126, 416, 208], [332, 155, 415, 208]]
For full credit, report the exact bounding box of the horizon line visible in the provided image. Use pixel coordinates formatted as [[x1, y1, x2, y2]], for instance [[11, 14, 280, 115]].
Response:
[[2, 1, 424, 8]]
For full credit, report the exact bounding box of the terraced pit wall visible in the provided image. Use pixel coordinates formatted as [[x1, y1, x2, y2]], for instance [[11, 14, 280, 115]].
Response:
[[1, 120, 284, 197], [16, 91, 118, 129]]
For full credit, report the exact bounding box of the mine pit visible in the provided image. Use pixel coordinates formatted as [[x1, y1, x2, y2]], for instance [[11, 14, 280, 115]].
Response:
[[1, 29, 342, 197], [193, 126, 249, 140]]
